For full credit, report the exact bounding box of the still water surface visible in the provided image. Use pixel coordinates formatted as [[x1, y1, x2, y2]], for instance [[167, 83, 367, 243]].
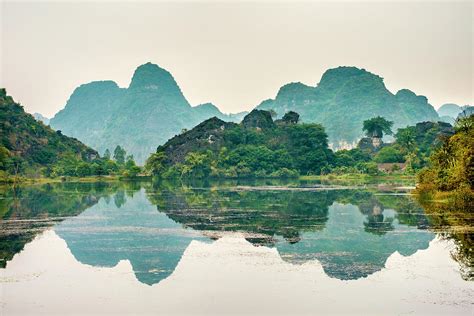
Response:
[[0, 180, 472, 315]]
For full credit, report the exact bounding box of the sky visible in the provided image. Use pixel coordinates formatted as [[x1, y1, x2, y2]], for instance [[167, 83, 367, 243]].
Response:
[[1, 1, 472, 118]]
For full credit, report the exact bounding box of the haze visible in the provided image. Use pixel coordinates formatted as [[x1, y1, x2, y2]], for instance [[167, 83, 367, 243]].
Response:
[[1, 1, 472, 118]]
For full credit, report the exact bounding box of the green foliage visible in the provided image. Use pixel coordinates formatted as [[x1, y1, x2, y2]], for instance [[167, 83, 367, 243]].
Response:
[[0, 89, 118, 178], [123, 155, 141, 177], [0, 89, 143, 179], [362, 116, 393, 138], [454, 114, 474, 133], [417, 114, 474, 192], [270, 168, 299, 178], [373, 146, 404, 163], [334, 149, 371, 168], [113, 145, 126, 164], [357, 162, 379, 175], [395, 121, 454, 169], [150, 111, 333, 178], [395, 127, 416, 154], [145, 152, 167, 176], [181, 152, 212, 178], [257, 67, 439, 147], [103, 149, 111, 160]]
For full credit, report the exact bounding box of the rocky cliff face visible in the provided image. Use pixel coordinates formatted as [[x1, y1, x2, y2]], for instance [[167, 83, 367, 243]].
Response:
[[241, 109, 275, 129], [257, 66, 439, 148]]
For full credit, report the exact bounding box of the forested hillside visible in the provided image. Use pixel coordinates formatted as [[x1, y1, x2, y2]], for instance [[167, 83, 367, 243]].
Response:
[[0, 89, 99, 178], [257, 66, 439, 148], [145, 110, 335, 178]]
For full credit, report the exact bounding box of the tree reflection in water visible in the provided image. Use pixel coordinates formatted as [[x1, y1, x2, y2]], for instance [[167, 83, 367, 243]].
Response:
[[1, 180, 471, 283]]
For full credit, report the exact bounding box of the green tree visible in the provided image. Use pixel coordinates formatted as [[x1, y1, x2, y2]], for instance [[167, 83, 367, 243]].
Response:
[[395, 127, 416, 154], [125, 155, 135, 169], [454, 114, 474, 133], [145, 152, 167, 176], [124, 155, 141, 177], [76, 162, 92, 177], [0, 146, 11, 170], [362, 116, 393, 138], [417, 114, 474, 192], [182, 152, 212, 178], [113, 145, 126, 164], [373, 146, 404, 163], [104, 160, 119, 174], [103, 149, 111, 160]]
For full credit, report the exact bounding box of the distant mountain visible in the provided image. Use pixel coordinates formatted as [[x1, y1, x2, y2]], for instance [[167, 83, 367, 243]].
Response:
[[256, 66, 440, 148], [33, 112, 50, 125], [0, 89, 98, 177], [437, 103, 473, 124], [50, 63, 243, 164], [438, 103, 462, 118], [193, 103, 248, 123], [51, 64, 444, 162]]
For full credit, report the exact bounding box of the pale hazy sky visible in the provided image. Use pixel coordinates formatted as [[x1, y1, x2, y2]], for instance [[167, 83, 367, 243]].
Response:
[[1, 1, 472, 117]]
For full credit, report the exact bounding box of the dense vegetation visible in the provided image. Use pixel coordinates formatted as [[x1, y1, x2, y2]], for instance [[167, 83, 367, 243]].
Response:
[[145, 110, 335, 178], [257, 66, 439, 148], [0, 89, 141, 181], [417, 114, 473, 195], [144, 108, 459, 180], [50, 62, 247, 164]]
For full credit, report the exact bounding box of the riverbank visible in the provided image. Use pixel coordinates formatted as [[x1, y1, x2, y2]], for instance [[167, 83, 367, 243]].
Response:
[[413, 186, 474, 205], [0, 174, 153, 186], [300, 173, 416, 185]]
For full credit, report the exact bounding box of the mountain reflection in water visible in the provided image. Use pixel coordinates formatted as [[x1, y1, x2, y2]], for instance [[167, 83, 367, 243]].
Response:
[[2, 180, 468, 285]]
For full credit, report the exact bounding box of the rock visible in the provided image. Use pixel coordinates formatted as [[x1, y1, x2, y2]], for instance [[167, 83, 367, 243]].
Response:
[[241, 110, 275, 129]]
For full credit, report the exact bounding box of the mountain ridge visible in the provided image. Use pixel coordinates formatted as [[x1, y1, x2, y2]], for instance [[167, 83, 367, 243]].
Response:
[[51, 63, 442, 163], [256, 66, 439, 148], [50, 63, 243, 164]]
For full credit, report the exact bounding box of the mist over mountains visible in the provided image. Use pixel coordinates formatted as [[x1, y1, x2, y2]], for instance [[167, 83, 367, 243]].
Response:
[[50, 62, 442, 163], [437, 103, 473, 125]]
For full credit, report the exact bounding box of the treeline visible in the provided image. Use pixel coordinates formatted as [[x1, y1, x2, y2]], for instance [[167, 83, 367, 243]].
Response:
[[41, 145, 142, 178], [0, 143, 141, 180]]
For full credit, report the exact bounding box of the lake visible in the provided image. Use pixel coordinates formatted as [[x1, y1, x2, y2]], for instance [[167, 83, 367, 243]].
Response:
[[0, 180, 472, 315]]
